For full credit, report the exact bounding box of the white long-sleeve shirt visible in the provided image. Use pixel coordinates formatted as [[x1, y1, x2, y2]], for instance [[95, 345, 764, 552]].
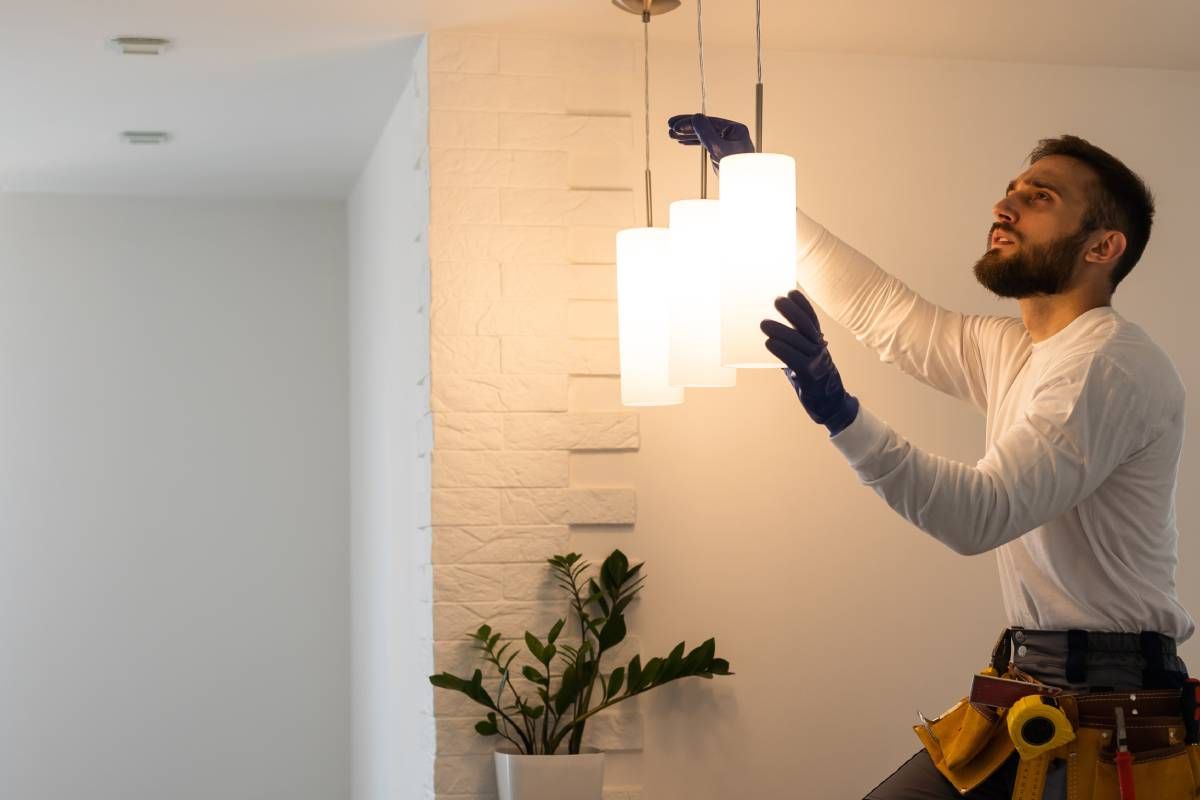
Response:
[[794, 209, 1195, 642]]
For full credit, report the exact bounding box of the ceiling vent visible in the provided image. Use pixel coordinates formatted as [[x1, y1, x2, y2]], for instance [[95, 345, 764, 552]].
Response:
[[121, 131, 171, 145], [110, 37, 172, 56]]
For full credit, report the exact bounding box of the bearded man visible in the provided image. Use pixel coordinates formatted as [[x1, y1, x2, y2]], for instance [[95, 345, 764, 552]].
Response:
[[669, 118, 1197, 799]]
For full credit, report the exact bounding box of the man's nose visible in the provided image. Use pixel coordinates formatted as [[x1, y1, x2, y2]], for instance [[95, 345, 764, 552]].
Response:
[[993, 197, 1017, 224]]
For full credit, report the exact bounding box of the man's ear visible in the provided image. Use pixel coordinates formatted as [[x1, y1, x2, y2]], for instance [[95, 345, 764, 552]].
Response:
[[1084, 229, 1127, 266]]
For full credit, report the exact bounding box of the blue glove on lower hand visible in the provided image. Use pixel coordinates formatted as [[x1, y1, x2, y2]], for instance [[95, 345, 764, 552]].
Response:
[[760, 290, 860, 437], [667, 113, 755, 173]]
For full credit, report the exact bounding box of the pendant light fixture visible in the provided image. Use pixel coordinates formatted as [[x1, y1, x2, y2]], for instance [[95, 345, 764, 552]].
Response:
[[718, 0, 797, 368], [614, 1, 684, 406], [667, 0, 735, 388]]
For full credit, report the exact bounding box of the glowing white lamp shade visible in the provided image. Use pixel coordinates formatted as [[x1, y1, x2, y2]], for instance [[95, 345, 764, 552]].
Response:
[[668, 199, 736, 387], [616, 227, 685, 406], [718, 152, 798, 367]]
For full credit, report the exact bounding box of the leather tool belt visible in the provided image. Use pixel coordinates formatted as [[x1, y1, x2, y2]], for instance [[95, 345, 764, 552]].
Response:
[[912, 631, 1200, 800]]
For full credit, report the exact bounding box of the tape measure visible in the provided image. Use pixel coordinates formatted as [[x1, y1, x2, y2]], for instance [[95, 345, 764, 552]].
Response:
[[1007, 694, 1076, 759]]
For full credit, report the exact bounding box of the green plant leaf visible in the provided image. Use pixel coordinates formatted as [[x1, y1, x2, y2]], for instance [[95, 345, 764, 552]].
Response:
[[487, 632, 502, 651], [547, 619, 565, 645], [522, 665, 549, 686], [429, 673, 466, 692], [542, 643, 557, 666], [520, 702, 545, 720], [709, 658, 732, 675], [611, 593, 638, 617], [682, 638, 716, 674], [524, 632, 545, 662], [555, 663, 580, 716], [606, 667, 625, 700], [474, 624, 492, 641], [587, 578, 610, 616], [431, 671, 499, 711], [627, 655, 642, 692], [600, 550, 629, 593], [640, 657, 663, 688], [475, 719, 499, 736], [597, 613, 626, 652]]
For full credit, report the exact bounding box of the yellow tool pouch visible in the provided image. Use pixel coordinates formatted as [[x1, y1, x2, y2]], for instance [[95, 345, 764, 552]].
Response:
[[915, 676, 1200, 799], [913, 695, 1014, 793], [1047, 691, 1200, 800]]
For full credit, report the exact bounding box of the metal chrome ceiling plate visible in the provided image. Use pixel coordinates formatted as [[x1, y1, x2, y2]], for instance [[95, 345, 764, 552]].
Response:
[[611, 0, 682, 16]]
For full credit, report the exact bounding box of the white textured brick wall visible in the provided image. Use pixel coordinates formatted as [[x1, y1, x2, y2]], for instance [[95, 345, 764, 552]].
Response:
[[429, 30, 644, 800]]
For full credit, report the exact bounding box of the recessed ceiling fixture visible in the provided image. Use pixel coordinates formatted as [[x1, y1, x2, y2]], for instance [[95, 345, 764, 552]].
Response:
[[121, 131, 171, 145], [109, 36, 172, 56]]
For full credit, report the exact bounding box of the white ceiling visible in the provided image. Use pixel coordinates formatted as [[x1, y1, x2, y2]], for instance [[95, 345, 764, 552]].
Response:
[[3, 0, 1198, 198]]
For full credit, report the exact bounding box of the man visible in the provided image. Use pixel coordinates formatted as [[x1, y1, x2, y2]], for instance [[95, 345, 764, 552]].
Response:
[[669, 115, 1195, 799]]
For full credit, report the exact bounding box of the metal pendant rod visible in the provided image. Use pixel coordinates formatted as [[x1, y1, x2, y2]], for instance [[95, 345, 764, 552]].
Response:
[[755, 82, 764, 153], [701, 150, 708, 198]]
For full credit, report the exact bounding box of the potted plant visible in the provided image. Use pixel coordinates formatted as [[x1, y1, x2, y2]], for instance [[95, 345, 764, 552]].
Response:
[[429, 549, 733, 800]]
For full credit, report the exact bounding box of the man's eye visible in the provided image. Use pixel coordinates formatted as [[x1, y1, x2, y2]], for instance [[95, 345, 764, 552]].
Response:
[[1036, 192, 1050, 200]]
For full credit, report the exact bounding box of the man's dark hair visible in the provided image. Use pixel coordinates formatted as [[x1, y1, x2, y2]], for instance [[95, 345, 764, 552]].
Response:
[[1028, 134, 1155, 293]]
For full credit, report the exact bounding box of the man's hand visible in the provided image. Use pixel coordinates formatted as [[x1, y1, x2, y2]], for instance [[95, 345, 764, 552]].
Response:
[[667, 113, 755, 173], [761, 290, 860, 436]]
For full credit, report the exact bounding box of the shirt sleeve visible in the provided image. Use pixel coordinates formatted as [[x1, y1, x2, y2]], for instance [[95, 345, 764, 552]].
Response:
[[795, 209, 1023, 415], [827, 353, 1151, 555]]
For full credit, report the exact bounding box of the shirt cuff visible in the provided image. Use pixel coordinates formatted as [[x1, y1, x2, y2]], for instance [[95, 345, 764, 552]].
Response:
[[829, 404, 891, 468]]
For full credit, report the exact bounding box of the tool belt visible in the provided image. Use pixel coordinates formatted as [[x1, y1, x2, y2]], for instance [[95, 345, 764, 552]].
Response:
[[913, 629, 1200, 799]]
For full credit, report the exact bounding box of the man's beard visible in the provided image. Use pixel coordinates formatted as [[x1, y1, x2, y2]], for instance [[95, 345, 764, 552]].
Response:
[[973, 226, 1093, 298]]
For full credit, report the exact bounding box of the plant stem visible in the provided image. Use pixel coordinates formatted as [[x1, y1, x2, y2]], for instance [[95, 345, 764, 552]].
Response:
[[548, 689, 638, 755]]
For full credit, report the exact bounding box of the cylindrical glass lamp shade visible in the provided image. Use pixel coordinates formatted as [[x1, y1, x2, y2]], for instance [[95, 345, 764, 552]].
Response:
[[668, 199, 736, 388], [718, 152, 798, 367], [616, 227, 685, 406]]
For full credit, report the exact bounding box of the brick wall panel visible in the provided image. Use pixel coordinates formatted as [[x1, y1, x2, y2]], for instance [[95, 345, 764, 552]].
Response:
[[432, 524, 571, 564], [431, 224, 567, 263], [432, 260, 502, 299], [432, 489, 503, 525], [430, 33, 646, 787], [431, 73, 565, 112], [432, 336, 501, 375], [500, 263, 571, 299], [431, 110, 500, 148], [432, 149, 568, 189], [569, 339, 620, 376], [432, 375, 569, 413], [433, 451, 570, 488], [430, 34, 500, 73], [504, 413, 638, 450], [433, 601, 568, 642], [567, 226, 620, 264], [500, 488, 637, 525], [432, 186, 501, 226], [434, 413, 505, 450], [500, 337, 570, 374], [500, 114, 632, 153], [568, 264, 617, 300]]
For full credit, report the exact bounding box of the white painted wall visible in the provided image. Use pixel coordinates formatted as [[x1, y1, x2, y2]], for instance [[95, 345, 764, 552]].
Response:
[[0, 194, 350, 800], [425, 31, 1200, 800], [348, 36, 434, 800], [619, 45, 1200, 800]]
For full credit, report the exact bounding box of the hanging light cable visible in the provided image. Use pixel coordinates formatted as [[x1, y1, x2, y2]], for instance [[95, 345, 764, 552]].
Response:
[[615, 1, 684, 407], [667, 0, 735, 389], [718, 0, 797, 368], [697, 0, 709, 198]]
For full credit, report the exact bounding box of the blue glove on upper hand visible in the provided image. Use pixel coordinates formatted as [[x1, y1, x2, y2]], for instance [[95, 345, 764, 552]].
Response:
[[667, 113, 755, 173], [760, 290, 860, 437]]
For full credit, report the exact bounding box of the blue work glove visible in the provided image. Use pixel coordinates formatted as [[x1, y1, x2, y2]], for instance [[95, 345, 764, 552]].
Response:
[[667, 113, 755, 173], [760, 290, 860, 437]]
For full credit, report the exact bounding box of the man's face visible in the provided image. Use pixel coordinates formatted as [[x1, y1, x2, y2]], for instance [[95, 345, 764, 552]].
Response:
[[973, 155, 1097, 298]]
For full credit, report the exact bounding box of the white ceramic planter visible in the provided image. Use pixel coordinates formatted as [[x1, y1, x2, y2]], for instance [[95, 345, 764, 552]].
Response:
[[493, 746, 605, 800]]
